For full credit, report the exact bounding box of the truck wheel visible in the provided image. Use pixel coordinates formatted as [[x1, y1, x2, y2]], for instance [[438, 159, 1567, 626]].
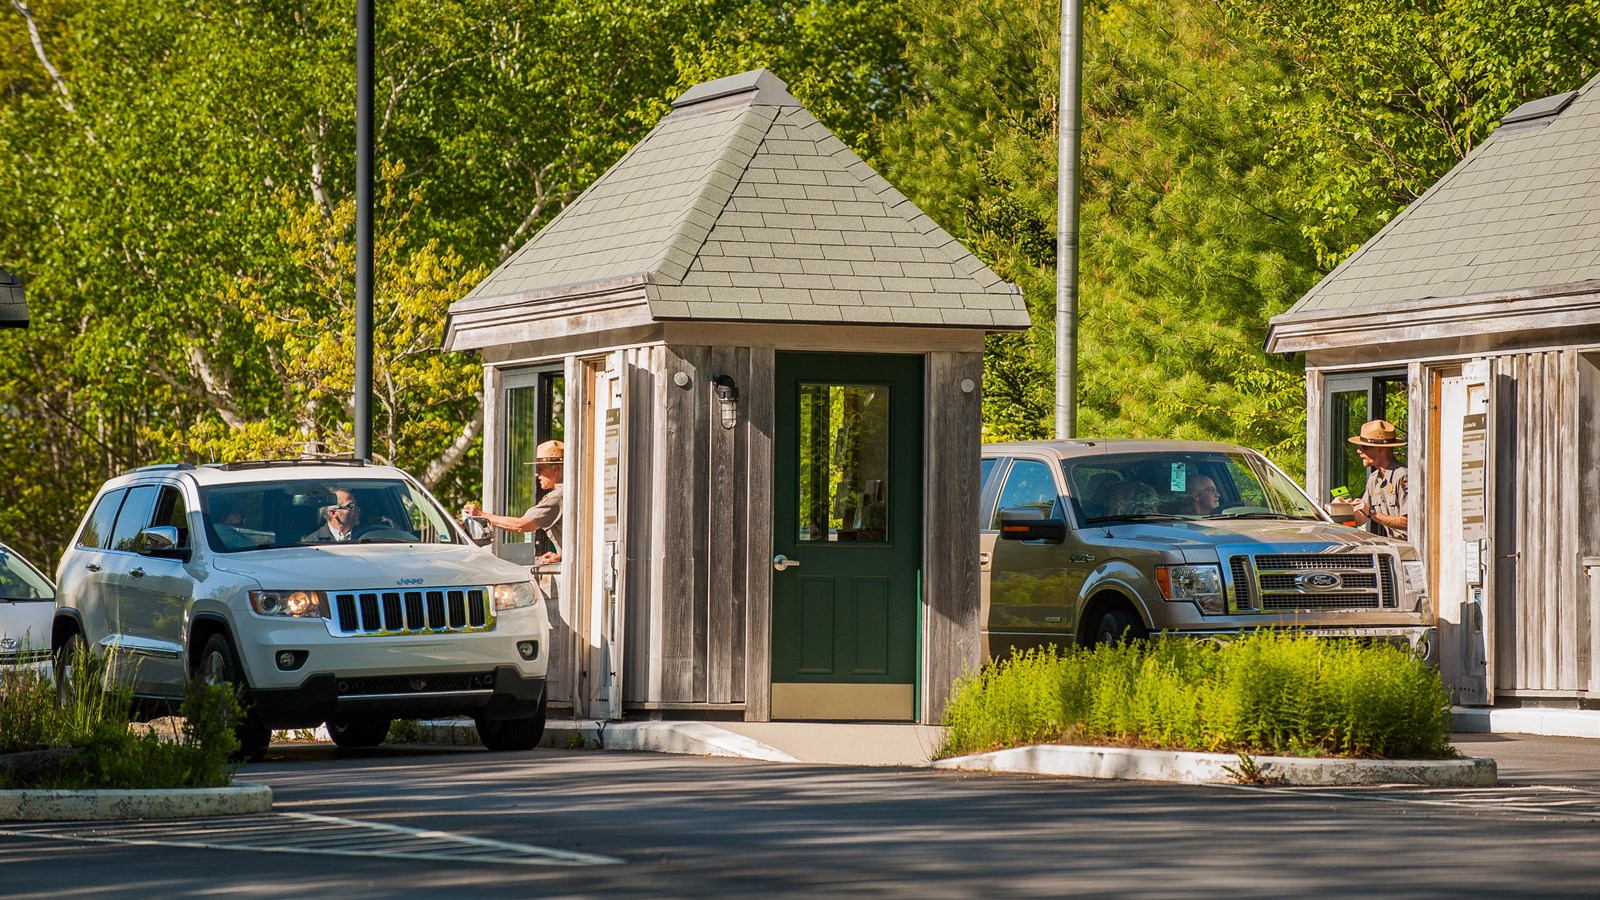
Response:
[[196, 633, 272, 761], [329, 717, 393, 749], [1094, 609, 1148, 647], [475, 694, 547, 752]]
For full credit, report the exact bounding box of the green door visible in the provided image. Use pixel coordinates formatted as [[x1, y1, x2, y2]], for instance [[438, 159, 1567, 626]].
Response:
[[771, 352, 923, 720]]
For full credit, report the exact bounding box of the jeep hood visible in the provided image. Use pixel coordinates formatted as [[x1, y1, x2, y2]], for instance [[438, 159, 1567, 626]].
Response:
[[208, 544, 531, 589]]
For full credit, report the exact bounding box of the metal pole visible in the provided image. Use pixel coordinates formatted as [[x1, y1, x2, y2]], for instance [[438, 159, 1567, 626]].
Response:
[[354, 0, 374, 460], [1055, 0, 1082, 439]]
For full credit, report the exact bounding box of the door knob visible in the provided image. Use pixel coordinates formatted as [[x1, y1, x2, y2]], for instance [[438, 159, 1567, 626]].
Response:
[[85, 563, 101, 572], [773, 554, 801, 572], [130, 567, 145, 578]]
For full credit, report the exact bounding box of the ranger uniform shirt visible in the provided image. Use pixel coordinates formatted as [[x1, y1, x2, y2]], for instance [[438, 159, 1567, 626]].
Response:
[[1361, 464, 1409, 542]]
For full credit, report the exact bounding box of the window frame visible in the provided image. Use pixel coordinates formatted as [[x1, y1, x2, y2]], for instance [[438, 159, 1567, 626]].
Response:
[[1324, 368, 1408, 501]]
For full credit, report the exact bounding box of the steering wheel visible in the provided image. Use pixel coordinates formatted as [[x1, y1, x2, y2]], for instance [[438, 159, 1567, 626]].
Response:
[[1216, 505, 1272, 515], [353, 527, 418, 543]]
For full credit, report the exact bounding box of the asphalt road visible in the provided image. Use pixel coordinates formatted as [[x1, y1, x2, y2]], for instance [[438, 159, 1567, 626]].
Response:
[[5, 736, 1600, 898]]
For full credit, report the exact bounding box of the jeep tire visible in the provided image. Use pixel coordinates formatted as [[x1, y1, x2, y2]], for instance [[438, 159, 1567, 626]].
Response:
[[196, 632, 272, 761], [475, 693, 547, 752], [329, 717, 393, 749]]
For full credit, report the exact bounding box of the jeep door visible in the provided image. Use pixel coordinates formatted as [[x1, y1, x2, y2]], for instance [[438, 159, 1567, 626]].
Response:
[[116, 483, 195, 695], [976, 456, 1006, 659], [59, 488, 129, 665], [986, 457, 1078, 655], [99, 484, 187, 696]]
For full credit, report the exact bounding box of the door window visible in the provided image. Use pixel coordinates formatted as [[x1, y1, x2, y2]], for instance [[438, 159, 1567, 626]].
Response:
[[991, 459, 1061, 528], [502, 368, 564, 550], [151, 485, 190, 548], [1326, 370, 1407, 500], [108, 485, 160, 552], [798, 383, 891, 543], [77, 489, 128, 550]]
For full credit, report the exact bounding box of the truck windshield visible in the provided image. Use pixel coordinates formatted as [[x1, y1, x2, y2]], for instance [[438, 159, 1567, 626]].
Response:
[[1064, 450, 1323, 525], [199, 479, 463, 553]]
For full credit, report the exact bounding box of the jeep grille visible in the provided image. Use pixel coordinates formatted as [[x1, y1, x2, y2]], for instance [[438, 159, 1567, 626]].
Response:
[[1229, 553, 1397, 612], [332, 588, 492, 635]]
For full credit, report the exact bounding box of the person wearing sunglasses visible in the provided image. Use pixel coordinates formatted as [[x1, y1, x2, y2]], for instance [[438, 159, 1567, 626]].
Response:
[[303, 488, 363, 543]]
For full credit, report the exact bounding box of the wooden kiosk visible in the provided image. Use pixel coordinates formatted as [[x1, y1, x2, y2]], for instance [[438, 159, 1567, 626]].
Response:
[[445, 70, 1028, 724]]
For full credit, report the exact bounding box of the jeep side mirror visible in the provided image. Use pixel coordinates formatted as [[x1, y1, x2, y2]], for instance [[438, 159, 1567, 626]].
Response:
[[998, 506, 1066, 543], [138, 525, 189, 561]]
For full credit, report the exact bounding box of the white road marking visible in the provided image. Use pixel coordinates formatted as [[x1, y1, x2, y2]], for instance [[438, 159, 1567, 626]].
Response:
[[1214, 783, 1600, 820], [0, 812, 621, 866]]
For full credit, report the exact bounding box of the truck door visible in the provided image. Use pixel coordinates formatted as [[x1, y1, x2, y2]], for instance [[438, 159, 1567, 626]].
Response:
[[988, 458, 1077, 656]]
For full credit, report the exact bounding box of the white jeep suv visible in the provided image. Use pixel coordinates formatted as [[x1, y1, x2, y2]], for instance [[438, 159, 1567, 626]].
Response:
[[53, 459, 549, 757]]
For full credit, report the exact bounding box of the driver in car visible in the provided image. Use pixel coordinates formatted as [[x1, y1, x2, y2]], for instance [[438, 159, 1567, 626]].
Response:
[[303, 488, 363, 543]]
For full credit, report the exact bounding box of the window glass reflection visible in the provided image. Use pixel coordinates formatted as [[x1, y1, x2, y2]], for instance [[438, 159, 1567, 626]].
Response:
[[798, 383, 890, 543]]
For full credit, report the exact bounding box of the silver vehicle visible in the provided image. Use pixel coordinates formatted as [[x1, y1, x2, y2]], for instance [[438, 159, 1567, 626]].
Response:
[[1, 541, 55, 677], [53, 460, 549, 758], [980, 440, 1435, 662]]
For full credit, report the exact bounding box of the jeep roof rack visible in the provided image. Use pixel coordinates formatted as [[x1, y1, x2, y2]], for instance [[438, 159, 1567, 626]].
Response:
[[128, 463, 197, 474], [208, 458, 372, 471]]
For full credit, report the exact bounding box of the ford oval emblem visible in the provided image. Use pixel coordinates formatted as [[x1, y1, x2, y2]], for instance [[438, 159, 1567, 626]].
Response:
[[1297, 572, 1342, 591]]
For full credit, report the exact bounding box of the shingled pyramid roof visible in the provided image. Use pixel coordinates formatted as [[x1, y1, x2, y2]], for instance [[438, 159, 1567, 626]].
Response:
[[1271, 73, 1600, 334], [447, 70, 1026, 348]]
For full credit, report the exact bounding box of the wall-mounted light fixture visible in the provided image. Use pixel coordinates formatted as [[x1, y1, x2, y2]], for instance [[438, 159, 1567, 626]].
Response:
[[712, 375, 739, 429]]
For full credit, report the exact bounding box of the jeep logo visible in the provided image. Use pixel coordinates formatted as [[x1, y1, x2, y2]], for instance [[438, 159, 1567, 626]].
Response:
[[397, 578, 424, 586], [1297, 572, 1343, 591]]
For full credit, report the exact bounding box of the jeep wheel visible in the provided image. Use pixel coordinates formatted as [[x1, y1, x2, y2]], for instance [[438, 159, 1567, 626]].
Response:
[[1093, 609, 1148, 647], [196, 633, 272, 761], [329, 717, 393, 749], [475, 694, 547, 752], [53, 630, 90, 710]]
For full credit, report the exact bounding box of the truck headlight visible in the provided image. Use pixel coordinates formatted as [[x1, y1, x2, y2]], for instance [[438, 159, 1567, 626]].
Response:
[[249, 590, 327, 618], [491, 582, 537, 612], [1156, 565, 1225, 614]]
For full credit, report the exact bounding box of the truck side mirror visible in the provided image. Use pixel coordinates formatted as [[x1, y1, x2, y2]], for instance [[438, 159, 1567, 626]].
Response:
[[998, 506, 1066, 543]]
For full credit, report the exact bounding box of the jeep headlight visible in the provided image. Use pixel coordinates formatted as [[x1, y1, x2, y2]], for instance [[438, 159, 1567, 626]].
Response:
[[491, 581, 537, 612], [249, 590, 327, 618], [1156, 565, 1225, 614]]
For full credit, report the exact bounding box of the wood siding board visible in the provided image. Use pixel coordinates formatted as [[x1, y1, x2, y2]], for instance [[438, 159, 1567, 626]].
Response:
[[689, 345, 713, 703], [1525, 354, 1544, 691], [706, 344, 739, 704], [1580, 353, 1600, 693], [729, 347, 751, 704], [661, 345, 702, 701], [1493, 357, 1521, 693], [920, 351, 983, 724], [1409, 361, 1430, 618], [1425, 366, 1442, 618], [1542, 352, 1560, 690], [624, 348, 659, 704], [1306, 370, 1327, 499], [744, 347, 776, 721], [1548, 350, 1574, 685]]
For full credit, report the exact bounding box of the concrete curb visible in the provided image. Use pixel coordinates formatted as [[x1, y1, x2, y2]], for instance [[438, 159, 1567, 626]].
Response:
[[1452, 706, 1600, 739], [413, 718, 799, 762], [933, 745, 1497, 787], [0, 782, 273, 822]]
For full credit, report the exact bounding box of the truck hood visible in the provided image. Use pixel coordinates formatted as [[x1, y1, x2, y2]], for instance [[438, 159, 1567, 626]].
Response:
[[1103, 518, 1409, 559], [0, 599, 54, 647], [208, 543, 531, 590]]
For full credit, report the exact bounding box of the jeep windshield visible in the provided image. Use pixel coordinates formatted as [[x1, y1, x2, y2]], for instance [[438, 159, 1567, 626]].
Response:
[[1064, 449, 1323, 525], [199, 478, 463, 552]]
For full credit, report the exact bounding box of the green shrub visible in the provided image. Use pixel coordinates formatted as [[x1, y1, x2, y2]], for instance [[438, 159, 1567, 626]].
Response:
[[941, 631, 1453, 760], [0, 644, 242, 789]]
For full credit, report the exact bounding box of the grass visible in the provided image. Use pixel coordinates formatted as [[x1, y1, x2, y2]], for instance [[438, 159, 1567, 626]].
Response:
[[941, 631, 1454, 760], [0, 643, 242, 789]]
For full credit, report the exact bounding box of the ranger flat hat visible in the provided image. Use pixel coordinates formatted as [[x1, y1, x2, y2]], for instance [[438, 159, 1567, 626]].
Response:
[[1348, 419, 1406, 447], [534, 439, 564, 464]]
